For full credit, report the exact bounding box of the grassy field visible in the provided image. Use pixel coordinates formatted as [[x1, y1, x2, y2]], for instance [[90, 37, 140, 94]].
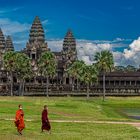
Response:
[[1, 121, 140, 140], [0, 96, 140, 139]]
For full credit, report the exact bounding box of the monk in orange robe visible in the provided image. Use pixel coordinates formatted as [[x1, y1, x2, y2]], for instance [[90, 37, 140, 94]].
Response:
[[41, 105, 51, 134], [15, 104, 25, 135]]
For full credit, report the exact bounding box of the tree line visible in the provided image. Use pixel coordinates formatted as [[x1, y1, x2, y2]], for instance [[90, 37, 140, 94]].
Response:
[[3, 50, 114, 101], [3, 51, 56, 97], [67, 50, 114, 100]]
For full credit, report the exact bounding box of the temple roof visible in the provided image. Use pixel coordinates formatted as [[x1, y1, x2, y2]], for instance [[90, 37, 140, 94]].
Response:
[[5, 36, 14, 51], [0, 28, 5, 49], [65, 29, 74, 38], [63, 29, 76, 50], [29, 16, 45, 43]]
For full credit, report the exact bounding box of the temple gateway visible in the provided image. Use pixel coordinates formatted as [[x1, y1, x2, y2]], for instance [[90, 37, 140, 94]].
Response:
[[0, 16, 140, 96]]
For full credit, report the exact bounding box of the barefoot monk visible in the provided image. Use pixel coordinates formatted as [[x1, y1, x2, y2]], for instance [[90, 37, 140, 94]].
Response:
[[14, 104, 25, 135], [41, 105, 51, 133]]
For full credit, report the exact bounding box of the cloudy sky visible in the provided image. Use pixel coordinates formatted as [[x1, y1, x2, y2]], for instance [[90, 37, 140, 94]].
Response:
[[0, 0, 140, 67]]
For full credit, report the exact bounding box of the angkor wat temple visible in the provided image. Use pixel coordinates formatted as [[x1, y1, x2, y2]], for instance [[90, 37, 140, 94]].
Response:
[[0, 16, 140, 96]]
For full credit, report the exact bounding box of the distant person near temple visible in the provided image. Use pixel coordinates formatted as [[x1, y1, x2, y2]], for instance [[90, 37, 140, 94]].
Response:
[[41, 105, 51, 134], [14, 104, 25, 135]]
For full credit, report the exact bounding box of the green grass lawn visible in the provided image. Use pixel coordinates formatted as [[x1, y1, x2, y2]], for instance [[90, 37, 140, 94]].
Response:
[[1, 96, 140, 139], [0, 121, 140, 140]]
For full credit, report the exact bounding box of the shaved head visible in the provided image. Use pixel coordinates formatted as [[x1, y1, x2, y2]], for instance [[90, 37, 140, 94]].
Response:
[[44, 105, 47, 109]]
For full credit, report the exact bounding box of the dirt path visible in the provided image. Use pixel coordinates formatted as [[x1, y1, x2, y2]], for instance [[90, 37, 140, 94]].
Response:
[[2, 118, 140, 130], [50, 120, 140, 130]]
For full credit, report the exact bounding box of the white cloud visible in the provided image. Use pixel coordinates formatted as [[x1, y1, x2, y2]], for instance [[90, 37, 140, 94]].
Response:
[[76, 39, 113, 64], [81, 56, 93, 65], [77, 38, 140, 67], [48, 39, 63, 52], [0, 7, 23, 14], [113, 51, 126, 66], [0, 18, 30, 35], [42, 19, 49, 25], [47, 39, 121, 65], [0, 18, 30, 51], [115, 38, 125, 41], [120, 37, 140, 67], [47, 38, 140, 67]]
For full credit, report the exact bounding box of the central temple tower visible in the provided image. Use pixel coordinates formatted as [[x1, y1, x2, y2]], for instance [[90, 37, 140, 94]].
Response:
[[62, 29, 77, 68], [25, 16, 48, 61], [24, 16, 48, 71], [62, 29, 77, 84]]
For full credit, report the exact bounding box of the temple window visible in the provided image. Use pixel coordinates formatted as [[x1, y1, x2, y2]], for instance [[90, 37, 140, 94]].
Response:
[[121, 81, 124, 85], [131, 81, 135, 85], [66, 78, 69, 84], [32, 53, 36, 59], [126, 81, 130, 86]]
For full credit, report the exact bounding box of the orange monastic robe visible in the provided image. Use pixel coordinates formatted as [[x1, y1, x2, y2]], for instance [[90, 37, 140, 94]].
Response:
[[15, 109, 25, 131]]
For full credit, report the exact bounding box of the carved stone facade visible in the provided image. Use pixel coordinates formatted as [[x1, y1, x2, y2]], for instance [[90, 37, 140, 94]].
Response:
[[23, 16, 48, 72], [0, 16, 77, 92], [0, 29, 14, 69], [0, 29, 14, 94], [5, 36, 14, 52], [62, 29, 77, 85]]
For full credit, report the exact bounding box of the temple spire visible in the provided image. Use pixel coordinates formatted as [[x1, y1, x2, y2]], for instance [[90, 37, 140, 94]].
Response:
[[29, 16, 45, 43], [63, 29, 76, 51], [25, 16, 48, 63], [0, 28, 6, 49], [62, 29, 77, 68], [5, 36, 14, 51], [65, 29, 74, 38]]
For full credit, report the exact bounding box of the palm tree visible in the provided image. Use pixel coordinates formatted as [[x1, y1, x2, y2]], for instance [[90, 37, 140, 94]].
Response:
[[38, 51, 56, 96], [15, 53, 32, 96], [67, 60, 85, 91], [3, 51, 17, 96], [79, 64, 98, 99], [94, 50, 114, 101]]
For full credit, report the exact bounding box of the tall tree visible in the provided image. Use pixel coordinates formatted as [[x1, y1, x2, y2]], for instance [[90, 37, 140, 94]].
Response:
[[67, 60, 85, 91], [94, 50, 114, 101], [3, 51, 17, 96], [38, 51, 56, 96], [15, 53, 32, 96], [79, 64, 98, 99]]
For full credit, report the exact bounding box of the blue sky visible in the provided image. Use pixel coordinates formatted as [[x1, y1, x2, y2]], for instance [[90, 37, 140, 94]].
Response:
[[1, 0, 140, 40], [1, 0, 140, 66]]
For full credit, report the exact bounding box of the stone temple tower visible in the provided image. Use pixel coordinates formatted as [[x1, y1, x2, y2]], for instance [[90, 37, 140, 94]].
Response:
[[62, 29, 77, 69], [25, 16, 48, 61], [24, 16, 48, 71], [0, 28, 6, 69], [0, 28, 6, 53], [5, 36, 14, 52], [0, 29, 14, 69], [62, 29, 77, 84]]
